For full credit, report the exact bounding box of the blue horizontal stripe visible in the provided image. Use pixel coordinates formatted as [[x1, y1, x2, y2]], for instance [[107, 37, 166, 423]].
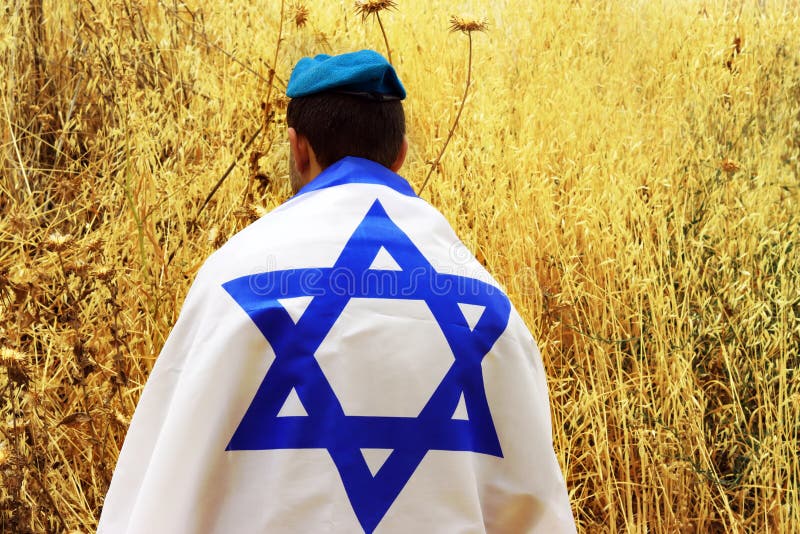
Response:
[[293, 157, 417, 198]]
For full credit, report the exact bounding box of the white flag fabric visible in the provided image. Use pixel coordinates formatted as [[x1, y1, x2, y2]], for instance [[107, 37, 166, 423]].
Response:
[[99, 157, 576, 533]]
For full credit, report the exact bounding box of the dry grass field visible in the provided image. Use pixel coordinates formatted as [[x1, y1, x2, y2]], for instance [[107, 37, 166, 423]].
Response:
[[1, 0, 799, 531]]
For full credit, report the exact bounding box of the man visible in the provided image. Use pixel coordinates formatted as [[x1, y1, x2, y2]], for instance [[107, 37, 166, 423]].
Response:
[[99, 50, 575, 533]]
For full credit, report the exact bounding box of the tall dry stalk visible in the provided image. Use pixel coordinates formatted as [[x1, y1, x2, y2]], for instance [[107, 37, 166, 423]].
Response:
[[418, 15, 487, 195]]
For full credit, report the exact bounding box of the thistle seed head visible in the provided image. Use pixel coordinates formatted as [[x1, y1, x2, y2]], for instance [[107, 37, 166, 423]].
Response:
[[291, 3, 310, 28], [46, 231, 74, 252], [83, 234, 105, 254], [354, 0, 397, 21], [113, 410, 130, 427], [0, 347, 31, 386], [91, 265, 114, 281], [449, 14, 488, 34], [720, 159, 740, 173], [0, 347, 29, 368]]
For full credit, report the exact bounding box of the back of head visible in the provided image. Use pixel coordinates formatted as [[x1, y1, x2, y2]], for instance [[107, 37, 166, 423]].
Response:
[[286, 93, 405, 169], [285, 50, 407, 169]]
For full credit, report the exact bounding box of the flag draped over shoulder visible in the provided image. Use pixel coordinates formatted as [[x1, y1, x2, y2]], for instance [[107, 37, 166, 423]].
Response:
[[98, 157, 576, 533]]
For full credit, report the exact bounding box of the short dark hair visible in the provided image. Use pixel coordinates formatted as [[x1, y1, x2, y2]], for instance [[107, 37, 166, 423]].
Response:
[[286, 92, 405, 169]]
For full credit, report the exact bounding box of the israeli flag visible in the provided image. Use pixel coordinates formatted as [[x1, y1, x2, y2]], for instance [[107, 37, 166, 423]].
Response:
[[99, 157, 576, 533]]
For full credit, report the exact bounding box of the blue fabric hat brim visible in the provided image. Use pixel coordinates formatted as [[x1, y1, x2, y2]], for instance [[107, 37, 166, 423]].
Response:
[[286, 50, 406, 100]]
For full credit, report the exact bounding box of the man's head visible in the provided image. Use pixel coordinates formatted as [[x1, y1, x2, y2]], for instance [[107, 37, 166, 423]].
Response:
[[285, 50, 408, 192]]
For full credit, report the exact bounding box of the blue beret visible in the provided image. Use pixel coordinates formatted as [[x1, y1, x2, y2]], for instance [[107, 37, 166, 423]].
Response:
[[286, 50, 406, 101]]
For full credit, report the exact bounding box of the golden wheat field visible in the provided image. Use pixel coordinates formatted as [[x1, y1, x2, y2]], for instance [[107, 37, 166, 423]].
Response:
[[1, 0, 799, 531]]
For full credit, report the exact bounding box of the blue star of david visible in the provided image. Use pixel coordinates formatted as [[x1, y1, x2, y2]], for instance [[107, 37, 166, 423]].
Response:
[[222, 199, 511, 533]]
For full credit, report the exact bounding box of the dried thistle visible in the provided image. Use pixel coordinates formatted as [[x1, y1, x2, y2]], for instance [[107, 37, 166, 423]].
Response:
[[113, 409, 131, 428], [64, 260, 90, 278], [83, 234, 105, 254], [4, 415, 28, 435], [46, 231, 74, 252], [7, 211, 30, 234], [449, 14, 488, 34], [720, 159, 740, 174], [291, 3, 310, 28], [354, 0, 396, 64], [354, 0, 397, 20], [0, 347, 31, 386], [0, 347, 29, 369], [92, 264, 115, 281], [8, 264, 36, 286]]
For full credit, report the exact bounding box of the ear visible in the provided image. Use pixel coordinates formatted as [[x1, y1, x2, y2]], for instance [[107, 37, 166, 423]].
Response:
[[288, 127, 311, 173], [390, 136, 408, 173]]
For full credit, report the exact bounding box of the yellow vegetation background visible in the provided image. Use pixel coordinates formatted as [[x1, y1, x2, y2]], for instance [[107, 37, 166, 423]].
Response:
[[1, 0, 799, 531]]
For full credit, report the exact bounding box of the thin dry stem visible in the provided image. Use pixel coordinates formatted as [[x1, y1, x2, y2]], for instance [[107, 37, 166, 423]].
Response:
[[355, 0, 396, 64], [376, 12, 393, 65], [419, 30, 473, 194]]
